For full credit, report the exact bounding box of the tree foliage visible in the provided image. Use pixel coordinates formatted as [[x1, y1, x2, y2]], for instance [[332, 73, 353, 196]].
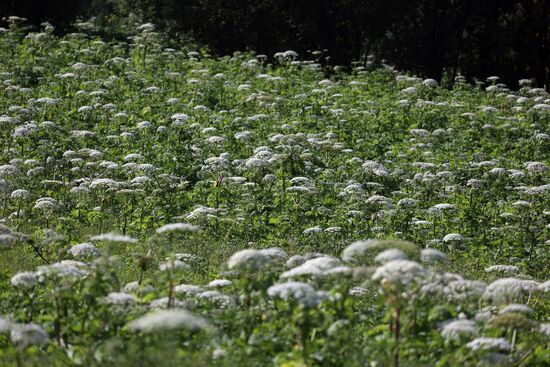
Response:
[[1, 0, 549, 87]]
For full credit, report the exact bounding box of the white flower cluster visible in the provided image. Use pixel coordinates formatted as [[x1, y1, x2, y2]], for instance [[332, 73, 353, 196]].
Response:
[[127, 310, 212, 333], [227, 247, 287, 272], [268, 281, 323, 307], [156, 222, 199, 234]]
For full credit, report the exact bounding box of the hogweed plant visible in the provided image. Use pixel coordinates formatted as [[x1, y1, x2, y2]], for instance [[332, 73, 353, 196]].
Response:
[[0, 18, 548, 366]]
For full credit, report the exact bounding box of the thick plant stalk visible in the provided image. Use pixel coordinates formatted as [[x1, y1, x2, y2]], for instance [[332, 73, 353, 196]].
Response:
[[511, 328, 517, 352], [393, 307, 400, 367], [167, 268, 174, 308], [54, 295, 62, 346], [300, 311, 310, 366]]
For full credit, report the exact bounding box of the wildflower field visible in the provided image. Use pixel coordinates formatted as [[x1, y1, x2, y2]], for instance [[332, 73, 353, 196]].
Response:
[[0, 21, 549, 366]]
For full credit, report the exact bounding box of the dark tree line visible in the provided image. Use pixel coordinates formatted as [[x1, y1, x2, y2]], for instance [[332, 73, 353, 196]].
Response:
[[2, 0, 549, 88], [1, 0, 88, 33]]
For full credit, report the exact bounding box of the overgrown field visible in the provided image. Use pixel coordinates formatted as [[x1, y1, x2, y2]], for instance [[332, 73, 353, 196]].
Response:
[[0, 21, 549, 366]]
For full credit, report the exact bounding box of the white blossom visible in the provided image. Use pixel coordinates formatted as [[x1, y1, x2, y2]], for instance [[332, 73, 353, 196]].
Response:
[[440, 319, 478, 341], [374, 249, 408, 264], [372, 260, 428, 287], [104, 292, 136, 306], [281, 256, 342, 279], [11, 272, 38, 289], [156, 223, 199, 234], [10, 323, 48, 348], [227, 249, 270, 271], [483, 278, 538, 304], [90, 232, 138, 244], [127, 310, 211, 333], [268, 281, 321, 307], [466, 337, 511, 352], [499, 303, 532, 314], [207, 279, 232, 288], [485, 265, 518, 274], [69, 243, 100, 258]]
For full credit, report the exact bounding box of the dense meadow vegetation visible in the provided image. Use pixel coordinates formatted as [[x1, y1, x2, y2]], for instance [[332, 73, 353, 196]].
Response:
[[0, 19, 549, 366]]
